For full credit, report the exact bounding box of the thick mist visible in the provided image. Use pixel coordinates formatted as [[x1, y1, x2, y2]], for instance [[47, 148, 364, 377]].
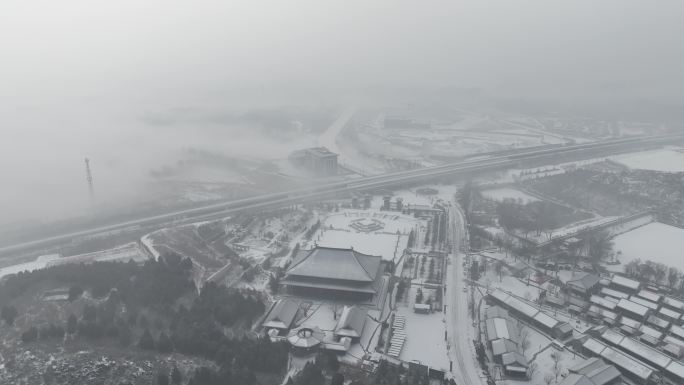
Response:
[[1, 0, 684, 225]]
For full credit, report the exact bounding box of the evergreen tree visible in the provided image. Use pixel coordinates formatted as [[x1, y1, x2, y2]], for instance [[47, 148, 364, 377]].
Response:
[[66, 314, 78, 334], [171, 366, 182, 385], [138, 329, 155, 350], [157, 372, 170, 385], [1, 305, 17, 326]]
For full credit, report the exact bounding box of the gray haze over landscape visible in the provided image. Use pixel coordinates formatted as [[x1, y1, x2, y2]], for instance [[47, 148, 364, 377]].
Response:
[[2, 0, 684, 226]]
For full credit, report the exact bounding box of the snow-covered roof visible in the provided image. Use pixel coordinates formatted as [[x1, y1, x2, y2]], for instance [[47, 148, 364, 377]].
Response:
[[263, 299, 300, 330], [486, 318, 518, 343], [588, 305, 618, 321], [334, 306, 367, 338], [486, 306, 509, 319], [663, 296, 684, 311], [501, 351, 527, 367], [659, 306, 681, 321], [505, 295, 540, 318], [600, 329, 625, 345], [286, 246, 381, 282], [287, 326, 324, 348], [600, 346, 655, 381], [556, 322, 574, 334], [569, 296, 589, 308], [666, 360, 684, 380], [639, 333, 660, 346], [610, 275, 641, 291], [600, 287, 630, 299], [639, 324, 663, 340], [533, 311, 559, 329], [590, 295, 617, 310], [558, 373, 594, 385], [490, 289, 510, 303], [568, 273, 601, 291], [582, 338, 608, 355], [628, 296, 658, 310], [619, 316, 641, 329], [665, 335, 684, 348], [646, 315, 669, 330], [637, 290, 662, 303], [619, 335, 672, 368], [566, 358, 621, 385], [616, 298, 649, 317], [671, 324, 684, 339], [491, 338, 518, 356], [663, 343, 684, 358]]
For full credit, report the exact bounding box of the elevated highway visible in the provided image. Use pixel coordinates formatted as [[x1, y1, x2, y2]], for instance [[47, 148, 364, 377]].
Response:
[[1, 133, 682, 256]]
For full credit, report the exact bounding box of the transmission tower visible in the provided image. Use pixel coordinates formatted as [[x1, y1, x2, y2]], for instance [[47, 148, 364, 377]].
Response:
[[84, 157, 94, 199]]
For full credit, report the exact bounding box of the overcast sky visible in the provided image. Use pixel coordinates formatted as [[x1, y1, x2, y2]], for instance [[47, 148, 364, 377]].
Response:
[[1, 0, 683, 226], [2, 0, 683, 103]]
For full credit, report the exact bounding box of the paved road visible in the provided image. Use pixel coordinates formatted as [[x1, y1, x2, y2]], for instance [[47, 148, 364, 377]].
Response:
[[445, 204, 484, 385], [2, 133, 682, 256]]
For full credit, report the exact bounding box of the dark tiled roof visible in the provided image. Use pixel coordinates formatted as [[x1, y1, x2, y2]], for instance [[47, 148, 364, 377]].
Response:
[[287, 247, 381, 282]]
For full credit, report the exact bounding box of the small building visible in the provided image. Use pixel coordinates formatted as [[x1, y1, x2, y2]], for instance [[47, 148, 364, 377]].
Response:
[[413, 303, 431, 314], [616, 298, 650, 320], [288, 147, 338, 176], [637, 290, 662, 304], [287, 326, 324, 356], [334, 306, 367, 340], [568, 273, 602, 298], [559, 357, 621, 385], [262, 299, 300, 334], [554, 322, 575, 340], [610, 275, 641, 294], [501, 352, 529, 377], [662, 296, 684, 312]]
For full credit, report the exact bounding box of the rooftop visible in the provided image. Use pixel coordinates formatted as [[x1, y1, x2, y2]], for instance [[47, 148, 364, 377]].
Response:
[[286, 247, 381, 282]]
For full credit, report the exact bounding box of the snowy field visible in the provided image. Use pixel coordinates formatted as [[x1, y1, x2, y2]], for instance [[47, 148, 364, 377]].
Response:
[[480, 187, 539, 204], [613, 222, 684, 271], [0, 254, 61, 280], [0, 242, 149, 280], [611, 148, 684, 172]]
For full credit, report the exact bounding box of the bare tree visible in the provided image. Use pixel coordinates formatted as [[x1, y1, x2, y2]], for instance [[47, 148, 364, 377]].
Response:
[[544, 373, 554, 385], [550, 350, 562, 370], [554, 365, 563, 381], [495, 260, 505, 282], [520, 328, 531, 355], [526, 362, 539, 380]]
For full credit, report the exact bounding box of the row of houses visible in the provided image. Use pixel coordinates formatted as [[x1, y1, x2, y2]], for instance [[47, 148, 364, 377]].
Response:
[[558, 357, 621, 385], [596, 328, 684, 384], [567, 275, 684, 358], [484, 306, 528, 378], [489, 289, 574, 340]]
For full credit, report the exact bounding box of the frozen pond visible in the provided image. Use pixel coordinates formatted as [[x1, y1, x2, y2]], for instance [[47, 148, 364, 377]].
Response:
[[481, 187, 539, 204], [612, 149, 684, 172], [613, 222, 684, 271]]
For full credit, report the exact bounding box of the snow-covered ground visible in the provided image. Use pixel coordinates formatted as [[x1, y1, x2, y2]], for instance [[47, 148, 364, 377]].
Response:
[[613, 222, 684, 270], [306, 210, 424, 261], [516, 216, 619, 244], [0, 242, 148, 280], [480, 187, 539, 204], [48, 243, 148, 266], [611, 148, 684, 172], [396, 305, 450, 371], [0, 254, 61, 280]]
